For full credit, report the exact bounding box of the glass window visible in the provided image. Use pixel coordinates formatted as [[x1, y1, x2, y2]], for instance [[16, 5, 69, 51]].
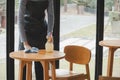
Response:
[[60, 0, 97, 79]]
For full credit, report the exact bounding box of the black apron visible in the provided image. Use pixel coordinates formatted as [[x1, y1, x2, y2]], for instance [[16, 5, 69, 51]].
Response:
[[23, 0, 48, 49]]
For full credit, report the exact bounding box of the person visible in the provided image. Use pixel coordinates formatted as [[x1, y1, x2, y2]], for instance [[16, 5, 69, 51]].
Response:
[[18, 0, 54, 80]]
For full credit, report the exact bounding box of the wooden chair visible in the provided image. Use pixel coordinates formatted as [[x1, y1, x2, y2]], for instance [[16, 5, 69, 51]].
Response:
[[99, 76, 120, 80], [49, 45, 91, 80]]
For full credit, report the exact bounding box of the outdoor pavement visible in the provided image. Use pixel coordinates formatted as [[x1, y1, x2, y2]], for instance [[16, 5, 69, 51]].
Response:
[[60, 15, 96, 35]]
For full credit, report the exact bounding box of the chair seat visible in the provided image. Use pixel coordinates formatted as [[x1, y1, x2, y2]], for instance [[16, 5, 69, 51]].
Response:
[[99, 76, 120, 80], [49, 69, 86, 79]]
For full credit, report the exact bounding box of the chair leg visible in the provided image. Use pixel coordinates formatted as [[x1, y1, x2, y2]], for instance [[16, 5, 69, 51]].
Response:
[[86, 64, 90, 80]]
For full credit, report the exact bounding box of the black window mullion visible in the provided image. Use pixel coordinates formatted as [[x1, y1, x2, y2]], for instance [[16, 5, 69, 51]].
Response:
[[6, 0, 15, 80], [53, 0, 60, 68], [95, 0, 104, 80]]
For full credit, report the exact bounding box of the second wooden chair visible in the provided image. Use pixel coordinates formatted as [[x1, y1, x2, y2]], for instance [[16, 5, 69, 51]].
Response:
[[49, 45, 91, 80]]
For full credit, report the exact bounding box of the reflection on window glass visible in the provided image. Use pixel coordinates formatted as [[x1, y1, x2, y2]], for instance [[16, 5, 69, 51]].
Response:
[[0, 0, 6, 80], [60, 0, 96, 80]]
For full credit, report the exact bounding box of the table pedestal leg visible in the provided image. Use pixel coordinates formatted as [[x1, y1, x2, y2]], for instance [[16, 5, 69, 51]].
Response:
[[50, 61, 56, 80], [107, 48, 117, 76], [19, 61, 32, 80], [40, 61, 49, 80], [26, 61, 32, 80], [19, 61, 26, 80]]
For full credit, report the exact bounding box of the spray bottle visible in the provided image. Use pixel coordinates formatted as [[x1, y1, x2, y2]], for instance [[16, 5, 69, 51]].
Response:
[[45, 37, 54, 53]]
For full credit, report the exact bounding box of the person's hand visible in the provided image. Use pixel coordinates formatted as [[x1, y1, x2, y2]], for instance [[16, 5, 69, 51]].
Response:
[[23, 41, 32, 53], [23, 41, 39, 53], [23, 41, 31, 49], [46, 32, 53, 42]]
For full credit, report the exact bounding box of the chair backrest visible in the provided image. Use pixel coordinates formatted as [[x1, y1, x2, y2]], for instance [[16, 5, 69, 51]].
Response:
[[64, 45, 91, 80], [99, 76, 120, 80], [64, 45, 91, 65]]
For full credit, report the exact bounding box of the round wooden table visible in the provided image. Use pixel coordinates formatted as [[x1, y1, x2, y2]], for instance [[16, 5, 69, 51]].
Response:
[[99, 40, 120, 77], [9, 50, 65, 80]]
